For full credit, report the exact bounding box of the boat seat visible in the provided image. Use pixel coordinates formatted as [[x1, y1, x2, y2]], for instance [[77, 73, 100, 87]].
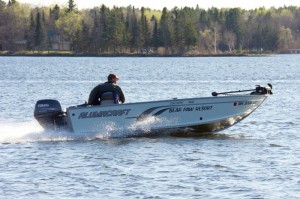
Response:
[[99, 91, 119, 105]]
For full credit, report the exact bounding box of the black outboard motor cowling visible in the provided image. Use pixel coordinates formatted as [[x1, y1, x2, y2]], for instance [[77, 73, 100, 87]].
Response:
[[34, 99, 65, 129]]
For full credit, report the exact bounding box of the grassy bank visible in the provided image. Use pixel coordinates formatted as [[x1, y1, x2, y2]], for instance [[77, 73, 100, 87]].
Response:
[[0, 50, 272, 57], [0, 50, 75, 56]]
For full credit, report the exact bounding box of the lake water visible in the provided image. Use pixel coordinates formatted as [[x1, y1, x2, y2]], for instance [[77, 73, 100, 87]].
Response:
[[0, 55, 299, 198]]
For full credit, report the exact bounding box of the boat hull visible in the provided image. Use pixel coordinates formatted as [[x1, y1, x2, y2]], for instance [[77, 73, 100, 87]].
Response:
[[65, 95, 267, 135]]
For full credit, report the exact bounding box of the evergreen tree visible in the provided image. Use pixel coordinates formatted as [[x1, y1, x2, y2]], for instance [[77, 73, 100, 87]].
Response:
[[140, 7, 146, 49], [124, 6, 133, 52], [0, 0, 5, 6], [172, 8, 184, 53], [8, 0, 16, 6], [0, 1, 7, 27], [34, 12, 44, 49], [151, 16, 161, 48], [225, 8, 244, 49], [143, 15, 149, 52], [100, 4, 109, 52], [1, 1, 300, 54], [130, 7, 140, 52], [78, 20, 90, 52], [182, 8, 198, 50], [66, 0, 76, 13], [107, 7, 125, 53], [42, 10, 45, 23], [90, 10, 100, 52], [159, 7, 173, 52], [51, 5, 60, 20], [140, 7, 150, 52], [27, 12, 35, 50]]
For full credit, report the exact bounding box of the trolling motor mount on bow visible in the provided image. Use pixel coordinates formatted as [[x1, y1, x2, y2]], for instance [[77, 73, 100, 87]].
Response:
[[212, 84, 273, 96]]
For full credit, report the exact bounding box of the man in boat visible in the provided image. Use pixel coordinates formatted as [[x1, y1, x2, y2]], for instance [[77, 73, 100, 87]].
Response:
[[88, 74, 125, 105]]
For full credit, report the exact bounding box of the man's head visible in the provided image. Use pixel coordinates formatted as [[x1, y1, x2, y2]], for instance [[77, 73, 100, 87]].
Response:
[[107, 73, 120, 83]]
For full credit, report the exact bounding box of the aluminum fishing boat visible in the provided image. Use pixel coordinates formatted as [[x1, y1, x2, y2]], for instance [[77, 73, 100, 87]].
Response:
[[34, 84, 272, 136]]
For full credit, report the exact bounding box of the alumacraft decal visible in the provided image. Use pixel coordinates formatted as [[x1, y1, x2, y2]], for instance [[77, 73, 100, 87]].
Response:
[[78, 109, 131, 119]]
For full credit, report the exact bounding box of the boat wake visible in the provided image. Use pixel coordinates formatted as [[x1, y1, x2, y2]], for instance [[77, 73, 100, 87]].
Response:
[[0, 117, 249, 143], [0, 118, 165, 143], [0, 120, 45, 143]]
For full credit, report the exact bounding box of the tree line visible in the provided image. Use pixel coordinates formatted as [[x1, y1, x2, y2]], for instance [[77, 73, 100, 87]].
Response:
[[0, 0, 299, 54]]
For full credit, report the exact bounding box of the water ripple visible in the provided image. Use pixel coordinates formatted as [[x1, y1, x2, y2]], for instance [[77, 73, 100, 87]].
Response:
[[0, 55, 300, 198]]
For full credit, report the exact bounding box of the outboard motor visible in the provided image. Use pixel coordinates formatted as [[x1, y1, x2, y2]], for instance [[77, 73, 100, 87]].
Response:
[[34, 99, 66, 129]]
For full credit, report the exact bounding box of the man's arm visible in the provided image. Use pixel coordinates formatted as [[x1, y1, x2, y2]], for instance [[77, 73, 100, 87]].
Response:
[[116, 86, 125, 103], [88, 85, 100, 105]]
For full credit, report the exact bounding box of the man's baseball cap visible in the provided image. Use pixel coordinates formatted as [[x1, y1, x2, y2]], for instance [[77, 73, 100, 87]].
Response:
[[108, 73, 119, 80]]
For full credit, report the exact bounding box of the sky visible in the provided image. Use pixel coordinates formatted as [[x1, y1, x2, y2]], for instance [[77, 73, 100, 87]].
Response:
[[5, 0, 300, 10]]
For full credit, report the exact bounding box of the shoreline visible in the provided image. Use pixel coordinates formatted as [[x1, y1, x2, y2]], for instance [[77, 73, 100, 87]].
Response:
[[0, 51, 274, 57]]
